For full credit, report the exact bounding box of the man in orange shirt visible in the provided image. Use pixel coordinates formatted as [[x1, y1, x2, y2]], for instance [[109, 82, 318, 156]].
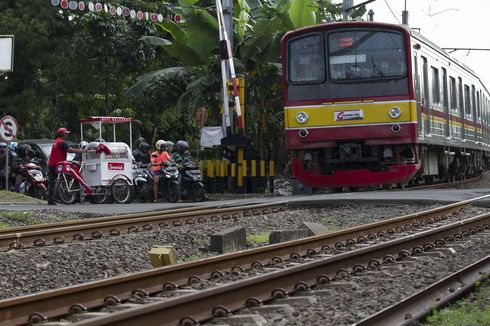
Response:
[[151, 140, 171, 203]]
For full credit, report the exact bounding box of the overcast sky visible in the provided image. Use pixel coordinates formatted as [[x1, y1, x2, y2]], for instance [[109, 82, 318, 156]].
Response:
[[333, 0, 490, 87]]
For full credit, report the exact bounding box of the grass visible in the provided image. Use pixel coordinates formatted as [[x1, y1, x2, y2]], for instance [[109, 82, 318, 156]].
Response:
[[0, 190, 43, 203], [0, 222, 10, 229], [247, 232, 270, 244], [423, 280, 490, 326], [0, 211, 38, 225]]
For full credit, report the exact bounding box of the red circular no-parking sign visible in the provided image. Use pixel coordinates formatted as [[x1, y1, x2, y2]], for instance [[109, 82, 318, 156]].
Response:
[[0, 115, 19, 142]]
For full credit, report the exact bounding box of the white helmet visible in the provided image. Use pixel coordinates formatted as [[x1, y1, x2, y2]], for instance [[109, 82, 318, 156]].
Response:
[[156, 139, 166, 150], [79, 141, 89, 150]]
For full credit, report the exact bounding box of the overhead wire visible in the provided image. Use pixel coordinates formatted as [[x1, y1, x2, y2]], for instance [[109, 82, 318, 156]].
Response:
[[384, 0, 401, 24]]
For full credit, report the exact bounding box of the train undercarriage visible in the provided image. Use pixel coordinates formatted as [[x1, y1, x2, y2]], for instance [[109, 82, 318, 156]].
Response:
[[292, 142, 486, 192]]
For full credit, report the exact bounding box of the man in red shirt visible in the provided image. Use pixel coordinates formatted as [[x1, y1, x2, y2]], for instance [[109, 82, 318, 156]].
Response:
[[47, 128, 87, 205], [150, 140, 171, 203]]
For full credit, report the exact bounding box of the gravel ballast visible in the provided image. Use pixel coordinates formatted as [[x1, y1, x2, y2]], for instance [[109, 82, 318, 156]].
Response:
[[0, 203, 451, 299]]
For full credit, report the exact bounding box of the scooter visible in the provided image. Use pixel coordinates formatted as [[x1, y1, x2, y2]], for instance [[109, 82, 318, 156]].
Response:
[[178, 160, 207, 202], [149, 162, 180, 203], [18, 160, 47, 199], [133, 163, 152, 203]]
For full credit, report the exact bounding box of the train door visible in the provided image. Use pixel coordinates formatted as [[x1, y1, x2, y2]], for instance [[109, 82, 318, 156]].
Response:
[[422, 56, 431, 136], [442, 68, 449, 138], [413, 54, 423, 136]]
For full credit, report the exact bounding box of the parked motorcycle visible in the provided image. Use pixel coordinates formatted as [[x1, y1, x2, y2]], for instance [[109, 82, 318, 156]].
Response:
[[133, 163, 152, 203], [149, 162, 180, 203], [178, 160, 207, 202], [18, 160, 47, 199]]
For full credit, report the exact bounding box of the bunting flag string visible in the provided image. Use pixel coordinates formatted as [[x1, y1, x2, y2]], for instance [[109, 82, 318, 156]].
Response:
[[50, 0, 183, 23]]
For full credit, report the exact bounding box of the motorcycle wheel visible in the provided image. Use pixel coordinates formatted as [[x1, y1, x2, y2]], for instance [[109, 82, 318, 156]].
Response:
[[111, 179, 134, 204], [191, 182, 207, 202], [57, 174, 79, 205], [166, 182, 180, 203], [136, 182, 152, 203], [28, 185, 46, 200]]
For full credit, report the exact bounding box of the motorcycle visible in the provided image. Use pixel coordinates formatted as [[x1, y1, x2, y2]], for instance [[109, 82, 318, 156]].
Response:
[[17, 160, 47, 199], [178, 160, 207, 202], [133, 163, 152, 203], [149, 162, 180, 203]]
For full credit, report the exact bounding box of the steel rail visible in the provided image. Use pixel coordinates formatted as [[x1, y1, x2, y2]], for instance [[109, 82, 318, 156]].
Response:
[[406, 174, 483, 191], [0, 202, 286, 251], [0, 204, 219, 235], [70, 212, 490, 326], [354, 255, 490, 326], [1, 196, 486, 326]]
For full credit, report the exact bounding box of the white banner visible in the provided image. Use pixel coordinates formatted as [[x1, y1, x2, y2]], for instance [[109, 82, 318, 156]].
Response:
[[200, 127, 224, 148], [0, 36, 14, 72]]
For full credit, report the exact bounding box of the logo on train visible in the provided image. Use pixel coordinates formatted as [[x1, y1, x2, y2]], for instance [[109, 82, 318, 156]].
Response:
[[334, 110, 364, 121], [108, 162, 124, 171]]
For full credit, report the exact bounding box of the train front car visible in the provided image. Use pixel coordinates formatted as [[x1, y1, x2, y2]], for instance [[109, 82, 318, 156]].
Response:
[[282, 22, 418, 189]]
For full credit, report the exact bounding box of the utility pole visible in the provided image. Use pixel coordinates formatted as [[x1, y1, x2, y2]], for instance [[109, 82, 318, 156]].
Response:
[[402, 0, 409, 25], [343, 0, 354, 21]]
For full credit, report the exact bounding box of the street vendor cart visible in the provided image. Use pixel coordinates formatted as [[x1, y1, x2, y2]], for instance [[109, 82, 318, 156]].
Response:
[[56, 116, 134, 204]]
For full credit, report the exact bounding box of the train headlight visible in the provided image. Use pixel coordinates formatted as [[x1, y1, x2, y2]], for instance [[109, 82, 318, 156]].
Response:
[[296, 112, 309, 124], [389, 107, 401, 119]]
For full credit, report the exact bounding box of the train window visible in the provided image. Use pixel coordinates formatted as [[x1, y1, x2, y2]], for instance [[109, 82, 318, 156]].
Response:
[[450, 77, 457, 111], [431, 67, 440, 104], [477, 90, 481, 121], [472, 86, 477, 119], [327, 30, 406, 81], [288, 34, 325, 83], [464, 84, 471, 116], [458, 78, 464, 116]]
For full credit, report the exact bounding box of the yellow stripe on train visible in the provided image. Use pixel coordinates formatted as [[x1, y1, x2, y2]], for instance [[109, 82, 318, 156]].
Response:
[[284, 100, 417, 129]]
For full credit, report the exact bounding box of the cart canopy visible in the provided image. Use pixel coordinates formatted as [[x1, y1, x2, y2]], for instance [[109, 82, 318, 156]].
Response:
[[80, 116, 133, 124]]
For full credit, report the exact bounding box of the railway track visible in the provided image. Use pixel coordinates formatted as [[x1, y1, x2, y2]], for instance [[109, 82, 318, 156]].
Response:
[[355, 255, 490, 326], [2, 195, 489, 326], [0, 202, 286, 252]]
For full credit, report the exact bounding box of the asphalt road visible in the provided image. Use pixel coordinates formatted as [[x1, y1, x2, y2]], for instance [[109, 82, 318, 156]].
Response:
[[2, 188, 490, 215]]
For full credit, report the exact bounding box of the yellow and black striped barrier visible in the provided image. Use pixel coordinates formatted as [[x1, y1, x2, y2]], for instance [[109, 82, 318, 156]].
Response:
[[200, 159, 275, 194]]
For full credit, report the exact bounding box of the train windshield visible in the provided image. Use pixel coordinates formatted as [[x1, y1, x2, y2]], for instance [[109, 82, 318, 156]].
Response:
[[328, 30, 406, 81]]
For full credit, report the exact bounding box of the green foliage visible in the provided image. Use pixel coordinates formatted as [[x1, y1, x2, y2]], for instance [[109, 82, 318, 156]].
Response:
[[0, 0, 341, 166], [0, 222, 10, 229], [424, 280, 490, 326], [289, 0, 317, 28], [0, 211, 37, 225]]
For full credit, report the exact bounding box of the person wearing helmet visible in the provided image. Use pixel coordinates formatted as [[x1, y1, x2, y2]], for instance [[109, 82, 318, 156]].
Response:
[[47, 127, 88, 205], [150, 140, 171, 203], [172, 140, 189, 164], [11, 143, 33, 192], [72, 141, 89, 166], [132, 137, 147, 159], [133, 141, 151, 165], [166, 141, 175, 155]]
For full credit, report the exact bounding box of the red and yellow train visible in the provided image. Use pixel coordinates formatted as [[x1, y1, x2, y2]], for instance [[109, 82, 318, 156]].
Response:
[[281, 21, 490, 189]]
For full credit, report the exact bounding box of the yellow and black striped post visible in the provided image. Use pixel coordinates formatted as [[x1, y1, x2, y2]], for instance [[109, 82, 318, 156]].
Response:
[[250, 160, 257, 192], [258, 160, 266, 192], [206, 160, 214, 193], [230, 162, 237, 193]]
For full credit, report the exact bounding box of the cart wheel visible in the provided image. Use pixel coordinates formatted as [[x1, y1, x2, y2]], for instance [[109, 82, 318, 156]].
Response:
[[111, 179, 134, 204], [57, 173, 79, 205]]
